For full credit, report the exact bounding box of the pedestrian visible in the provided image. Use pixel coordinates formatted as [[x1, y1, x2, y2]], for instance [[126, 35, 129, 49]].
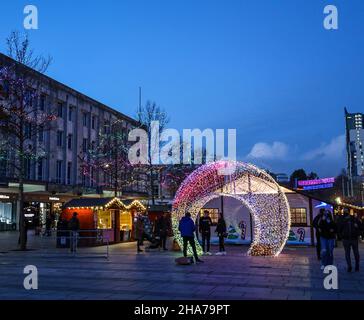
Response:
[[215, 212, 227, 255], [312, 208, 325, 260], [68, 212, 80, 252], [318, 210, 337, 270], [338, 208, 363, 272], [45, 214, 52, 237], [178, 212, 203, 263], [199, 210, 212, 255], [155, 212, 169, 251], [134, 213, 144, 253]]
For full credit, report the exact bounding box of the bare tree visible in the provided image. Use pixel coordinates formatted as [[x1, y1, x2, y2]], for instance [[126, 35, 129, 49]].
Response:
[[137, 100, 169, 204], [0, 31, 55, 250]]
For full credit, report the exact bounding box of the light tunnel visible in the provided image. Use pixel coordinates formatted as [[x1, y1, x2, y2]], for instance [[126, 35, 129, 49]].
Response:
[[172, 161, 291, 256]]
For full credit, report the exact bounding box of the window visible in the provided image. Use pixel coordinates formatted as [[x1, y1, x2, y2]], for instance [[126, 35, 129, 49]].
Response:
[[57, 131, 63, 147], [67, 134, 73, 150], [68, 106, 74, 122], [97, 210, 112, 229], [24, 122, 32, 139], [57, 102, 63, 118], [82, 138, 88, 152], [37, 159, 43, 181], [40, 95, 46, 111], [83, 113, 88, 127], [24, 158, 31, 180], [91, 115, 96, 129], [38, 126, 44, 143], [56, 160, 63, 183], [290, 208, 307, 226], [199, 208, 219, 224], [67, 162, 72, 185]]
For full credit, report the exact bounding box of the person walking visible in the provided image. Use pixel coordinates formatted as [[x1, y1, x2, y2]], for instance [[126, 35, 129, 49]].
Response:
[[68, 212, 80, 252], [215, 212, 227, 255], [134, 213, 144, 253], [318, 210, 337, 270], [338, 208, 363, 272], [312, 208, 325, 260], [179, 212, 203, 263], [199, 210, 212, 255], [155, 212, 169, 251]]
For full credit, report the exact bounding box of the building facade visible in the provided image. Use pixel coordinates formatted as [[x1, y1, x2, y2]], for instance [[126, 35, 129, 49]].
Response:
[[345, 107, 364, 178], [0, 53, 146, 230]]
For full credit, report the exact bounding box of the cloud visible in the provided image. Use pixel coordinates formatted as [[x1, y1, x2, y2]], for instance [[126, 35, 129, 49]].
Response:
[[247, 141, 289, 160], [302, 135, 346, 161]]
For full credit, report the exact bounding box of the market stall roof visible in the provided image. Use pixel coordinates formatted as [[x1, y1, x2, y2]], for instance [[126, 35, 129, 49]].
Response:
[[64, 198, 114, 208], [63, 197, 147, 211]]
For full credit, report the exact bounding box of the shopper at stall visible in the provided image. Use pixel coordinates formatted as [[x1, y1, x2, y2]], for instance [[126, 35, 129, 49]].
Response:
[[318, 210, 337, 269], [179, 212, 203, 263], [312, 208, 325, 260], [338, 208, 363, 272], [215, 212, 227, 255], [68, 212, 80, 252], [155, 212, 169, 251], [134, 213, 144, 253], [199, 210, 213, 255]]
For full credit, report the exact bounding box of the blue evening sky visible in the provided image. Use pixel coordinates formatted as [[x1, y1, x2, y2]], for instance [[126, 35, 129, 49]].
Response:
[[0, 0, 363, 177]]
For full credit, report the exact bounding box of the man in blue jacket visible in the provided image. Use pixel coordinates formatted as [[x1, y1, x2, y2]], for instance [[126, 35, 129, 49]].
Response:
[[178, 212, 203, 263]]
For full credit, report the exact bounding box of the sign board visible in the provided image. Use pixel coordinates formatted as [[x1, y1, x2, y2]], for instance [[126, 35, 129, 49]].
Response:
[[297, 177, 335, 191]]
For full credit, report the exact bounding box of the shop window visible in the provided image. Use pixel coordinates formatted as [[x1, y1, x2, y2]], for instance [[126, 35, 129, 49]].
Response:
[[290, 208, 307, 226], [97, 210, 112, 229], [199, 208, 219, 224], [120, 211, 132, 231]]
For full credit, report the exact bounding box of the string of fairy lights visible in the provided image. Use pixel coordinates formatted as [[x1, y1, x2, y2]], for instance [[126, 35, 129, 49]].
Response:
[[172, 160, 291, 257]]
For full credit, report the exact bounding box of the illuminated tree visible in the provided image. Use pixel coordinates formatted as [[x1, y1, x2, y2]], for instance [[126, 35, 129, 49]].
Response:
[[0, 31, 55, 250], [78, 119, 144, 197]]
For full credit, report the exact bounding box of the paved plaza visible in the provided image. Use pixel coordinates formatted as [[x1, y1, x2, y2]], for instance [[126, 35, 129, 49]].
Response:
[[0, 231, 363, 300]]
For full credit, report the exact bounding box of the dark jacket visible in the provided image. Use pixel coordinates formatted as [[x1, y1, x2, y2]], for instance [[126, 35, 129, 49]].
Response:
[[199, 216, 212, 234], [179, 216, 196, 237], [68, 217, 80, 231], [134, 217, 144, 240], [215, 218, 227, 235], [155, 216, 169, 236], [338, 215, 363, 240], [312, 214, 324, 234], [318, 217, 337, 239]]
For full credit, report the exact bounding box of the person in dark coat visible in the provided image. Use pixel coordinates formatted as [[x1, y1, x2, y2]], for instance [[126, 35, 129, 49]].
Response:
[[178, 212, 203, 263], [155, 212, 170, 251], [134, 213, 144, 253], [68, 212, 80, 252], [318, 210, 337, 269], [312, 208, 325, 260], [199, 210, 213, 255], [215, 212, 227, 255], [338, 208, 363, 272]]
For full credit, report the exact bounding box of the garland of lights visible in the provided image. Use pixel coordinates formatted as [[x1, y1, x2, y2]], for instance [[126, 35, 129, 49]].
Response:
[[172, 160, 291, 257]]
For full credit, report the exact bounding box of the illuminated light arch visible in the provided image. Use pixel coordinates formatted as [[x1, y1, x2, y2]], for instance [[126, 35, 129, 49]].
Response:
[[172, 161, 291, 256]]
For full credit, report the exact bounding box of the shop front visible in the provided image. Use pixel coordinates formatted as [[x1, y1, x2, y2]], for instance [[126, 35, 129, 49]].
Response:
[[0, 191, 17, 231], [62, 197, 146, 245], [23, 192, 77, 230]]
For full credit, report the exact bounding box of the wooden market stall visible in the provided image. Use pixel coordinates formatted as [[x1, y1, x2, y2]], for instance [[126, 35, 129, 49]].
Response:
[[62, 197, 146, 246]]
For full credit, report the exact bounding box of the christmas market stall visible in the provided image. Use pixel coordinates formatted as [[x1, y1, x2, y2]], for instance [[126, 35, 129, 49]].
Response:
[[62, 197, 146, 246]]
